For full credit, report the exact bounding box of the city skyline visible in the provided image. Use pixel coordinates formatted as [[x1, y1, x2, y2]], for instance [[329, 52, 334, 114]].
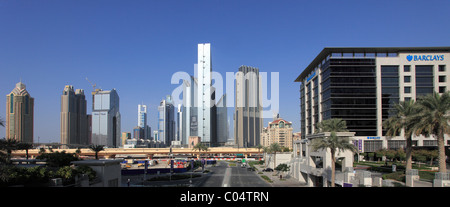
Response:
[[1, 1, 450, 143]]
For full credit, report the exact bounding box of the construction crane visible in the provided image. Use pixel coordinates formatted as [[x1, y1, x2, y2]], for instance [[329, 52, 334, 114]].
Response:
[[86, 77, 99, 95]]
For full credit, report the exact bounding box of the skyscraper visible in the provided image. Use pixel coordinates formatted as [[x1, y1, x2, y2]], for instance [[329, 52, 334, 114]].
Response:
[[234, 65, 263, 148], [6, 81, 34, 143], [158, 95, 175, 146], [138, 104, 151, 139], [216, 94, 228, 145], [60, 85, 90, 147], [91, 89, 121, 148], [295, 47, 450, 152], [181, 76, 198, 145], [197, 43, 217, 146]]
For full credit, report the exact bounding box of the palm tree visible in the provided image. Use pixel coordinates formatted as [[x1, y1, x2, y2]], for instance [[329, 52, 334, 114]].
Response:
[[256, 144, 263, 160], [0, 116, 4, 127], [269, 143, 282, 169], [17, 142, 33, 160], [410, 92, 450, 173], [0, 139, 18, 164], [262, 146, 271, 167], [192, 143, 208, 159], [89, 145, 105, 160], [312, 118, 356, 187], [382, 100, 418, 171]]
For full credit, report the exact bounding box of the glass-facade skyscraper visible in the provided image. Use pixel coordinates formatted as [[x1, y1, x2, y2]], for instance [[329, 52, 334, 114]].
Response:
[[158, 95, 175, 146], [91, 89, 121, 148], [138, 104, 151, 139], [295, 47, 450, 153]]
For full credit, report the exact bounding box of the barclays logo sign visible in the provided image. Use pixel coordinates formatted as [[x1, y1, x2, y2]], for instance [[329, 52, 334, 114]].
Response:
[[407, 54, 444, 62]]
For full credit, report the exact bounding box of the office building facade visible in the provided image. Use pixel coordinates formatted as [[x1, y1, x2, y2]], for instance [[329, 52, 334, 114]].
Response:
[[91, 89, 121, 148], [295, 47, 450, 152], [61, 85, 90, 147], [5, 81, 34, 143], [234, 65, 263, 148], [158, 95, 175, 146]]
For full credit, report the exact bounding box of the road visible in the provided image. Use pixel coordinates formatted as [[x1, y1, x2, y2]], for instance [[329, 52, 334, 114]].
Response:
[[196, 161, 271, 187]]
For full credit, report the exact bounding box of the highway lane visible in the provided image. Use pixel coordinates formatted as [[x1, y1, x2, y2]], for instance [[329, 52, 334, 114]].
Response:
[[197, 161, 270, 187]]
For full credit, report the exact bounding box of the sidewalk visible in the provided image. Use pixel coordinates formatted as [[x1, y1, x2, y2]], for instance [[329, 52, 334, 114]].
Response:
[[255, 164, 308, 187]]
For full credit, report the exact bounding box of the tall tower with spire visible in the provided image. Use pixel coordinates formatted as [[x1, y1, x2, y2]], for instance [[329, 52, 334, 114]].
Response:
[[6, 81, 34, 143]]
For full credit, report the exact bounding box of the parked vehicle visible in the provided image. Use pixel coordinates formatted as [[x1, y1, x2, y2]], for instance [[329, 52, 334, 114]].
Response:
[[262, 168, 273, 172]]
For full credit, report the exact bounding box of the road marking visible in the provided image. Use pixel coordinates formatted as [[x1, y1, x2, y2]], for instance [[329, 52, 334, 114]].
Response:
[[222, 167, 232, 187]]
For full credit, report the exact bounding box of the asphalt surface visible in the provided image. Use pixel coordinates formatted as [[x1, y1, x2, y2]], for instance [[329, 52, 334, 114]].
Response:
[[196, 161, 271, 187], [122, 161, 273, 187]]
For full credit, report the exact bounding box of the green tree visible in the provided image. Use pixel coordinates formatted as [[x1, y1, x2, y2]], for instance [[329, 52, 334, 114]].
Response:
[[275, 163, 290, 172], [89, 145, 105, 160], [410, 92, 450, 173], [36, 151, 79, 167], [385, 149, 396, 162], [412, 150, 427, 168], [395, 148, 406, 163], [312, 118, 356, 187], [382, 99, 418, 171]]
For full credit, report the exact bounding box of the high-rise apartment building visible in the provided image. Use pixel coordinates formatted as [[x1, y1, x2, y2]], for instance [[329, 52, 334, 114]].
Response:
[[295, 47, 450, 153], [234, 65, 263, 148], [158, 95, 175, 146], [5, 81, 34, 143], [60, 85, 90, 147], [91, 89, 121, 148]]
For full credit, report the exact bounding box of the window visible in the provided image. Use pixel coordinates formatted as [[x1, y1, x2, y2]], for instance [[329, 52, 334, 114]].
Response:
[[439, 86, 446, 93], [331, 52, 342, 57], [439, 65, 446, 72], [439, 76, 446, 82], [377, 53, 387, 57], [387, 53, 398, 57], [404, 87, 411, 93], [10, 94, 14, 113], [404, 76, 411, 83], [404, 97, 411, 102], [404, 65, 410, 72], [364, 140, 383, 152], [25, 95, 29, 114], [365, 53, 375, 57]]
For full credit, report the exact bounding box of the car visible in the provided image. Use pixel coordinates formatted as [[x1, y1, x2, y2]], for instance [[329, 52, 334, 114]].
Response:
[[262, 168, 273, 172], [247, 167, 255, 171]]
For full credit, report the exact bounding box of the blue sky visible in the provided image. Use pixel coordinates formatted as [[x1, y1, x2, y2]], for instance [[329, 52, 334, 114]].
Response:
[[1, 0, 449, 143]]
